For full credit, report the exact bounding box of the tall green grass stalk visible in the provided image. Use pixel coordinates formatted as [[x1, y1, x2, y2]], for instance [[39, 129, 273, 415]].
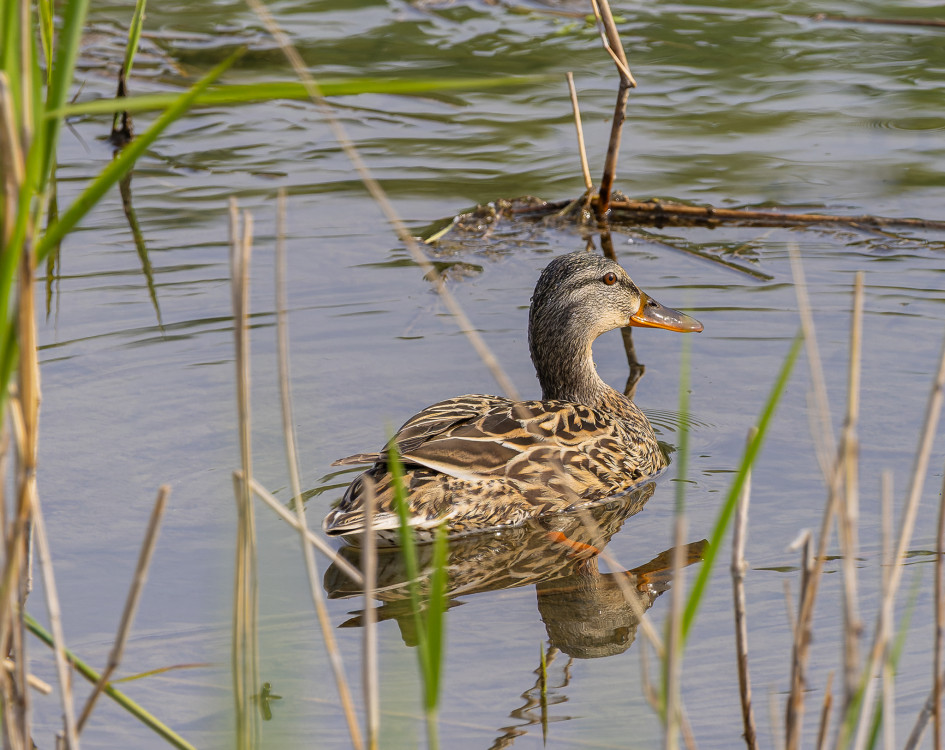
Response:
[[681, 331, 803, 641], [389, 446, 448, 750]]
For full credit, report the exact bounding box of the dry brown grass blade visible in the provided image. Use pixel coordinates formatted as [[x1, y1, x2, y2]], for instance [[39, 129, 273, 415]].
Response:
[[839, 273, 864, 709], [361, 477, 379, 750], [247, 478, 362, 584], [1, 659, 50, 694], [245, 0, 520, 401], [731, 428, 758, 750], [785, 530, 813, 750], [75, 486, 169, 733], [936, 461, 945, 750], [229, 200, 259, 750], [880, 471, 895, 750], [815, 671, 833, 750], [29, 489, 77, 748], [272, 190, 363, 750], [565, 72, 592, 191], [854, 334, 945, 750]]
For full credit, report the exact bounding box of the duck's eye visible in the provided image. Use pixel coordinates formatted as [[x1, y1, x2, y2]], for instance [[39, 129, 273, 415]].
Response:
[[602, 272, 617, 286]]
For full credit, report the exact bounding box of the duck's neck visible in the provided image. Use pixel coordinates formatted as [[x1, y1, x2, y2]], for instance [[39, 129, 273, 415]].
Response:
[[529, 320, 623, 409]]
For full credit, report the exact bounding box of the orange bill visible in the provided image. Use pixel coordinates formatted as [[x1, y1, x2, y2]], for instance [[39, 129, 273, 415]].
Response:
[[629, 292, 703, 332]]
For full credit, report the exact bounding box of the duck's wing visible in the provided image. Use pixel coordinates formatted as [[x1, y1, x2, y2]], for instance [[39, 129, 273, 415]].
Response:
[[398, 398, 643, 487], [332, 395, 511, 467]]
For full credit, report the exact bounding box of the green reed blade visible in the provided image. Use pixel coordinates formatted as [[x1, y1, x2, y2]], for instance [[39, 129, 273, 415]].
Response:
[[24, 612, 196, 750], [54, 75, 550, 118], [112, 0, 148, 133], [35, 48, 243, 263], [39, 0, 91, 192], [36, 0, 54, 70], [122, 0, 148, 82], [425, 522, 448, 710], [388, 444, 430, 660], [681, 331, 803, 641]]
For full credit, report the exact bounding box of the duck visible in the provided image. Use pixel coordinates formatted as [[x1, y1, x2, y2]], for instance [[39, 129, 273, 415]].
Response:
[[323, 251, 702, 543]]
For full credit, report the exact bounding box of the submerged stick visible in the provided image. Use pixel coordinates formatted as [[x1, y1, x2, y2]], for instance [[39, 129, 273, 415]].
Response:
[[76, 486, 168, 734], [732, 428, 758, 750]]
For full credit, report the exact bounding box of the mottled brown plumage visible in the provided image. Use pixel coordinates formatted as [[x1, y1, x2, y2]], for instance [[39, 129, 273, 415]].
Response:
[[323, 251, 702, 543]]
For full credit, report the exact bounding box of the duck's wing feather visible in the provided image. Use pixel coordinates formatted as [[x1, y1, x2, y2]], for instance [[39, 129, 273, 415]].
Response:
[[393, 396, 638, 484]]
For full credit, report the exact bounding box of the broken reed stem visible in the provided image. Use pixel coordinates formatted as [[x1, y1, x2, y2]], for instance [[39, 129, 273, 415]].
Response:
[[731, 427, 758, 750], [1, 659, 50, 694], [839, 273, 863, 712], [362, 478, 379, 750], [30, 491, 78, 748], [786, 530, 813, 750], [565, 72, 592, 191], [76, 485, 169, 733], [245, 0, 520, 401], [246, 478, 362, 584], [589, 0, 636, 218], [229, 199, 259, 750], [936, 459, 945, 750], [272, 190, 363, 750], [815, 671, 834, 750], [853, 334, 945, 750]]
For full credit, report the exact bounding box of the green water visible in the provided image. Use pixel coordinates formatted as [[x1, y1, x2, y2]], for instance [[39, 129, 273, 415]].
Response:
[[31, 1, 945, 747]]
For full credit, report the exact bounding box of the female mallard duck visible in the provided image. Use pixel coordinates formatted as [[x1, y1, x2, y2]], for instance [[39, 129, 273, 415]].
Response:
[[323, 251, 702, 543]]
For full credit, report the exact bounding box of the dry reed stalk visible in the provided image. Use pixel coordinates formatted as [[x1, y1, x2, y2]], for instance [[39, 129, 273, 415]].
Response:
[[76, 486, 168, 733], [246, 478, 361, 584], [229, 200, 259, 750], [1, 659, 50, 694], [785, 529, 813, 750], [588, 0, 636, 218], [880, 472, 895, 750], [28, 490, 77, 748], [731, 428, 758, 750], [814, 671, 833, 750], [361, 477, 379, 750], [933, 458, 945, 750], [852, 334, 945, 750], [272, 190, 363, 750], [245, 0, 520, 401], [565, 72, 593, 191], [839, 273, 864, 710], [665, 510, 687, 750]]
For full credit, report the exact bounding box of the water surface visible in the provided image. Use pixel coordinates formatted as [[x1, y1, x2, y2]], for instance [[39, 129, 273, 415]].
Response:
[[30, 1, 945, 747]]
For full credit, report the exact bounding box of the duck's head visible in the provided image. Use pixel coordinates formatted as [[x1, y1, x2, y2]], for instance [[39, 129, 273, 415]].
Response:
[[528, 251, 702, 402]]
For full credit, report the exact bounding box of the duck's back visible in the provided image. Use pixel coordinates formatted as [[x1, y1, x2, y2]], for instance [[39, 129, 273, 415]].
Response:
[[323, 393, 665, 541]]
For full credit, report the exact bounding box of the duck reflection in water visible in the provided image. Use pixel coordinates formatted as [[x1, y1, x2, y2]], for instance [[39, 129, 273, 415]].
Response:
[[324, 482, 707, 660]]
